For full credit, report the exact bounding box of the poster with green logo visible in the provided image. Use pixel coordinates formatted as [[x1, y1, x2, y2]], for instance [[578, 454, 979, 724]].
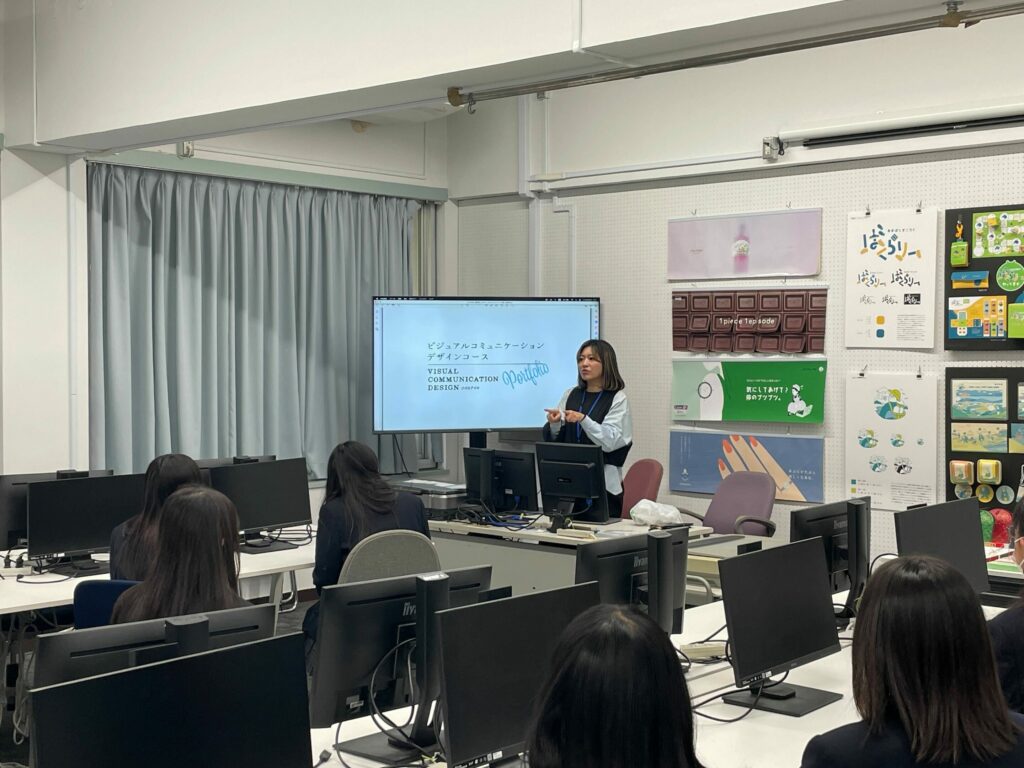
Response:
[[672, 359, 827, 424]]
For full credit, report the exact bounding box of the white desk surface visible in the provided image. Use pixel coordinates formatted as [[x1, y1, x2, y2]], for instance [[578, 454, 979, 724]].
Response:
[[0, 538, 316, 615], [308, 597, 864, 768], [429, 517, 713, 547]]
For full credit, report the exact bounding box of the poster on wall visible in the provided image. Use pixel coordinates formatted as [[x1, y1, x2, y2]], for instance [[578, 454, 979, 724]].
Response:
[[671, 359, 827, 424], [844, 208, 938, 349], [844, 374, 938, 511], [667, 209, 822, 281], [944, 204, 1024, 350], [669, 429, 824, 503], [671, 287, 827, 354]]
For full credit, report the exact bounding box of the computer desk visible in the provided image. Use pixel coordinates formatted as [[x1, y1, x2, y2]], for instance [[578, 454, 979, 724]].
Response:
[[307, 595, 862, 768], [429, 517, 714, 594]]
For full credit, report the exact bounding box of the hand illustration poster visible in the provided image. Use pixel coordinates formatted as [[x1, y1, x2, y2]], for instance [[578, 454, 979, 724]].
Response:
[[671, 359, 827, 424], [844, 208, 938, 349], [845, 374, 938, 511], [669, 429, 824, 502], [667, 209, 822, 281]]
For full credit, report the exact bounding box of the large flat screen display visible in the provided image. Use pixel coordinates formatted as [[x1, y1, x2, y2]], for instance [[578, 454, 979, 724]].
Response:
[[373, 297, 600, 432]]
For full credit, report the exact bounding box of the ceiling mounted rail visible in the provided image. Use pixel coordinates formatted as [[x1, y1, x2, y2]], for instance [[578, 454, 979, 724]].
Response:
[[447, 2, 1024, 109]]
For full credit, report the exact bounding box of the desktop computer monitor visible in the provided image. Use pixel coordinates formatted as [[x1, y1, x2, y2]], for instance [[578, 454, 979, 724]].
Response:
[[34, 604, 276, 688], [308, 565, 493, 763], [0, 470, 113, 549], [574, 528, 689, 633], [894, 497, 989, 594], [790, 496, 871, 625], [719, 537, 843, 717], [463, 447, 539, 513], [26, 473, 146, 574], [207, 457, 311, 552], [31, 633, 312, 768], [535, 442, 609, 525], [436, 582, 601, 768]]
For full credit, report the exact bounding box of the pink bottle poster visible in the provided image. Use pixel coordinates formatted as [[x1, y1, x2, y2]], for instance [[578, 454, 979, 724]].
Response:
[[667, 208, 822, 281]]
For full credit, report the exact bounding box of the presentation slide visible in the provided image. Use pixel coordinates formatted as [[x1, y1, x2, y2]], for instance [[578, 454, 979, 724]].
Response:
[[373, 298, 600, 432]]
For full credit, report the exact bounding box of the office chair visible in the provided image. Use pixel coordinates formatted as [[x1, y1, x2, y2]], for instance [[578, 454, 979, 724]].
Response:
[[621, 458, 664, 518], [681, 471, 777, 536], [72, 579, 139, 629], [338, 530, 441, 584]]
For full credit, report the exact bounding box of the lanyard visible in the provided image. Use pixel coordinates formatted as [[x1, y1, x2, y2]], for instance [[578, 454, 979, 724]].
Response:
[[576, 390, 604, 441]]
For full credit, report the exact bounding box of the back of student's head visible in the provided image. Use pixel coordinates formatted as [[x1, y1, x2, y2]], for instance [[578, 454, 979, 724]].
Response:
[[115, 485, 241, 623], [527, 604, 702, 768], [323, 441, 396, 537], [120, 453, 202, 580], [853, 555, 1017, 763]]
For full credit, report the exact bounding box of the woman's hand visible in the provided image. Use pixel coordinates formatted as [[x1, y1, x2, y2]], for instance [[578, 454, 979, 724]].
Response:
[[563, 410, 586, 424], [544, 408, 563, 424]]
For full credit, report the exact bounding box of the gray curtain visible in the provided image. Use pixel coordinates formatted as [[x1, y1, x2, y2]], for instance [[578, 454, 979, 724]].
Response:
[[88, 162, 421, 477]]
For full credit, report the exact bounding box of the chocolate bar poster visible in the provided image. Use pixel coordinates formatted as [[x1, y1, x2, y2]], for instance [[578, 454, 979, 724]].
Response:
[[671, 359, 826, 424], [844, 208, 938, 349], [667, 209, 822, 281], [669, 429, 824, 502], [845, 373, 938, 511], [671, 287, 827, 354]]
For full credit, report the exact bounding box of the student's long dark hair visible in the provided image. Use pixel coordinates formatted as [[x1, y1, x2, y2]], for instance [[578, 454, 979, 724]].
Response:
[[853, 555, 1018, 763], [323, 441, 397, 539], [526, 604, 703, 768], [119, 453, 202, 581], [575, 339, 625, 392], [113, 486, 241, 623]]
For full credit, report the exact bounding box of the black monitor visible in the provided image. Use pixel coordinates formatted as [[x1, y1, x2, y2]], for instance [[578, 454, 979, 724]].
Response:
[[27, 473, 146, 575], [719, 537, 842, 717], [207, 457, 311, 553], [894, 497, 989, 594], [535, 442, 609, 528], [436, 582, 601, 768], [0, 470, 113, 549], [31, 633, 311, 768], [309, 565, 493, 764], [34, 604, 275, 688], [790, 496, 871, 626], [463, 447, 538, 514], [575, 528, 689, 633]]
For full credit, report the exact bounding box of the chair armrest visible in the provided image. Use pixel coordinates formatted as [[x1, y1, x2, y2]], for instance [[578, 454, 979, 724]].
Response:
[[676, 508, 706, 523], [733, 516, 776, 537], [686, 575, 715, 604]]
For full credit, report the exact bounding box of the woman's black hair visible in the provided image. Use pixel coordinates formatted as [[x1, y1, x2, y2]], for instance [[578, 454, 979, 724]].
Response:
[[119, 453, 202, 581], [323, 441, 397, 539], [575, 339, 625, 392], [526, 604, 702, 768], [852, 554, 1017, 763], [112, 485, 241, 623]]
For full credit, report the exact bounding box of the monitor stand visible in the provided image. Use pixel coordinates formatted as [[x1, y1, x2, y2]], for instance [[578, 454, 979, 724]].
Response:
[[335, 731, 437, 768], [722, 682, 842, 717], [239, 534, 298, 554], [45, 555, 110, 578]]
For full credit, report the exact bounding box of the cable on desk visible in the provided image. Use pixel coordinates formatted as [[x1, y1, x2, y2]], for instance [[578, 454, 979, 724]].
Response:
[[698, 624, 728, 644], [676, 647, 692, 673], [15, 560, 72, 584], [869, 552, 897, 575], [692, 671, 790, 724]]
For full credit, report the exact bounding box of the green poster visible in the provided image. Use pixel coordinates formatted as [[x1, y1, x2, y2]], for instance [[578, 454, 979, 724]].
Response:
[[672, 359, 827, 424]]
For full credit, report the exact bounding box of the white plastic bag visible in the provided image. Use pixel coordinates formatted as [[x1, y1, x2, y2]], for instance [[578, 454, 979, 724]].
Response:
[[629, 499, 687, 526]]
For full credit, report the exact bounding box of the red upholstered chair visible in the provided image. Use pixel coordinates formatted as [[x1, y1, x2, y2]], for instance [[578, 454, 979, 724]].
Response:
[[621, 459, 664, 518]]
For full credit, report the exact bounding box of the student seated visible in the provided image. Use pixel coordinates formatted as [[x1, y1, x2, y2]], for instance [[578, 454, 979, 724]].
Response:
[[109, 453, 202, 581], [990, 498, 1024, 713], [301, 441, 430, 644], [111, 486, 248, 623], [801, 555, 1024, 768], [526, 604, 704, 768]]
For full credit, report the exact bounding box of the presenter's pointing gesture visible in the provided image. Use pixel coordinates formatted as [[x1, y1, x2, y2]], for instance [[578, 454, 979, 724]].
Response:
[[563, 410, 585, 423], [544, 408, 563, 424]]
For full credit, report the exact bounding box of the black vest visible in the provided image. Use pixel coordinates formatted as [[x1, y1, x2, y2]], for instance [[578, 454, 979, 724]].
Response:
[[543, 387, 632, 467]]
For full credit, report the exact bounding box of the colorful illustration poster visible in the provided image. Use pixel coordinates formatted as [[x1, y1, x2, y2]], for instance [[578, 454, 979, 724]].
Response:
[[845, 208, 938, 349], [845, 374, 938, 511], [948, 295, 1007, 339], [671, 359, 827, 424], [1010, 424, 1024, 453], [950, 423, 1008, 453], [667, 209, 821, 281], [949, 379, 1008, 420], [970, 210, 1024, 257], [669, 429, 824, 503]]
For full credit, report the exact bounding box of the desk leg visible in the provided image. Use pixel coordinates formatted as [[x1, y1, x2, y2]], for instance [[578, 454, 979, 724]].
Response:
[[268, 572, 284, 632]]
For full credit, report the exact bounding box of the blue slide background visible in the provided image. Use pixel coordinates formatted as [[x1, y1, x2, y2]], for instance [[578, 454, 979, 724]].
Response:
[[374, 299, 599, 431]]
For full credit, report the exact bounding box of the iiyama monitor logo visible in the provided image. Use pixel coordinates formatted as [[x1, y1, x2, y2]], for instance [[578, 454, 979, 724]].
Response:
[[633, 554, 648, 569], [402, 601, 416, 618]]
